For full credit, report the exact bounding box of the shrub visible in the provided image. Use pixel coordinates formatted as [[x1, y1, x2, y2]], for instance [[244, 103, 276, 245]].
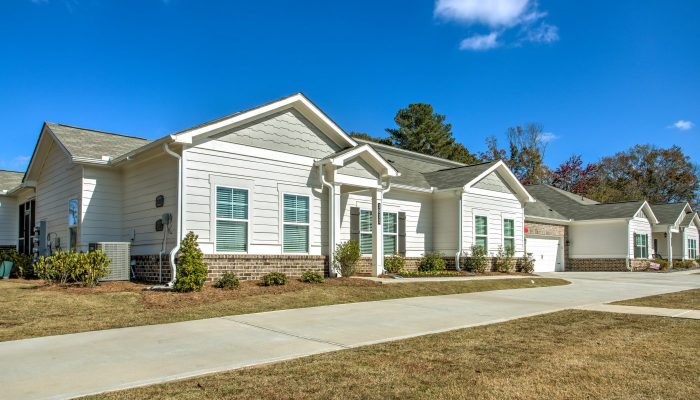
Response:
[[464, 245, 488, 273], [384, 254, 405, 274], [214, 272, 240, 289], [1, 250, 33, 278], [174, 232, 208, 292], [673, 259, 697, 269], [418, 252, 446, 272], [494, 246, 515, 273], [261, 272, 288, 286], [334, 240, 361, 277], [31, 250, 110, 286], [300, 270, 324, 284], [519, 252, 535, 274], [654, 259, 669, 271], [399, 270, 463, 278]]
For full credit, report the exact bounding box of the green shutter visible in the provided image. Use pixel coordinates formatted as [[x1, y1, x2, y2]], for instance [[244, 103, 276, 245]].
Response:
[[216, 220, 247, 252]]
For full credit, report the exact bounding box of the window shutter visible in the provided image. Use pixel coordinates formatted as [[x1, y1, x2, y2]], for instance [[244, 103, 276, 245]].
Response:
[[350, 207, 360, 244], [398, 212, 406, 256]]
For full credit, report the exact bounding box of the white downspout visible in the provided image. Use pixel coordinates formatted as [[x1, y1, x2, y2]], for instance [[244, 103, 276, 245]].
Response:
[[455, 190, 463, 271], [318, 165, 335, 276], [163, 143, 182, 287], [667, 226, 673, 268]]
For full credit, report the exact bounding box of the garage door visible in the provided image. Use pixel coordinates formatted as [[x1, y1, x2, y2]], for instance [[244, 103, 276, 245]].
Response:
[[526, 237, 562, 272]]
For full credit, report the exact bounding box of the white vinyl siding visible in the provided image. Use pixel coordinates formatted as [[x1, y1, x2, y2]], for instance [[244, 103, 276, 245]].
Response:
[[462, 190, 525, 257], [81, 166, 123, 247], [383, 212, 398, 255], [360, 209, 372, 255], [629, 214, 653, 259], [0, 195, 18, 247], [215, 187, 248, 252], [283, 194, 309, 253]]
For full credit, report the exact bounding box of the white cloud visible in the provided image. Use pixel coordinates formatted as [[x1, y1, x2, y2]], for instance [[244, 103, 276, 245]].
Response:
[[670, 120, 695, 131], [435, 0, 559, 50], [540, 132, 558, 143], [435, 0, 530, 27], [0, 155, 30, 171], [459, 32, 500, 50]]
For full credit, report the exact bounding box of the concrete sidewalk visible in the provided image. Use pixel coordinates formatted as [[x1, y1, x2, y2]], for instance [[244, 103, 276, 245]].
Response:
[[1, 271, 698, 400]]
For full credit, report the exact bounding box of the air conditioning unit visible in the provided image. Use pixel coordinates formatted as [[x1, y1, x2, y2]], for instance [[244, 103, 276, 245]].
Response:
[[88, 242, 131, 281]]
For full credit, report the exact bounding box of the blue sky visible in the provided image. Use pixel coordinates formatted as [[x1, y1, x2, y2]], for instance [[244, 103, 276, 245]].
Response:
[[1, 0, 698, 171]]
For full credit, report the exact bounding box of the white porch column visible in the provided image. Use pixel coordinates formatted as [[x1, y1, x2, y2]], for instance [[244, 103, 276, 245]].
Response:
[[371, 188, 384, 276], [667, 226, 673, 268], [329, 183, 342, 277]]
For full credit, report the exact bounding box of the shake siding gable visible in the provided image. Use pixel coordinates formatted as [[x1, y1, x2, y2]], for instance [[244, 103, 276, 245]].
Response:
[[35, 142, 82, 252], [472, 171, 510, 194], [337, 158, 378, 180]]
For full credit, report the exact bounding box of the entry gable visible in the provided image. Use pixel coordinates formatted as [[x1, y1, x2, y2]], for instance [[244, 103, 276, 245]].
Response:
[[465, 161, 535, 203], [472, 170, 511, 194], [172, 93, 357, 151], [316, 144, 399, 179]]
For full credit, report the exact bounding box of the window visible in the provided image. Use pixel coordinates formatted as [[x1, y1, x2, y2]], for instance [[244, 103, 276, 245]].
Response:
[[216, 186, 248, 252], [68, 199, 79, 251], [634, 233, 648, 259], [475, 215, 488, 251], [360, 209, 372, 255], [503, 218, 515, 252], [689, 239, 698, 259], [383, 212, 398, 255], [283, 194, 309, 253]]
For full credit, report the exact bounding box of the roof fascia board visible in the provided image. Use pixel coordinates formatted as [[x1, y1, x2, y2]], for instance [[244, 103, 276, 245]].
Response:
[[464, 161, 535, 203], [317, 144, 399, 177], [636, 201, 659, 224], [172, 94, 357, 149], [524, 215, 572, 225]]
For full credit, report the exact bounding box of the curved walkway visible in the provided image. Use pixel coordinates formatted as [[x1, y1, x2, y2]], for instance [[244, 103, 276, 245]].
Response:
[[1, 270, 698, 400]]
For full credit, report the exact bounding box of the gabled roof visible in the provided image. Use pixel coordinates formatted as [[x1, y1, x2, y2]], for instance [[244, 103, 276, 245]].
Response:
[[650, 203, 691, 226], [525, 184, 657, 222], [423, 161, 497, 189], [680, 211, 700, 229], [45, 123, 150, 162], [0, 170, 23, 193], [315, 144, 400, 178]]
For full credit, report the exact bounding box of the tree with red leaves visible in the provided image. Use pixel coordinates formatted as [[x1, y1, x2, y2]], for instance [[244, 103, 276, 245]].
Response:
[[550, 155, 599, 196]]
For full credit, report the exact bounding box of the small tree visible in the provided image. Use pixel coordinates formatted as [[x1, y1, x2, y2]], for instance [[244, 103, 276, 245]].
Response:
[[418, 252, 446, 272], [334, 240, 360, 277], [494, 246, 516, 273], [465, 245, 488, 273], [174, 232, 208, 292]]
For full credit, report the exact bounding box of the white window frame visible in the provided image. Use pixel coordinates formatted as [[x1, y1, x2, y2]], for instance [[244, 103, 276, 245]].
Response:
[[282, 193, 310, 254], [383, 211, 398, 255], [68, 198, 79, 251], [634, 233, 649, 259], [360, 209, 373, 255], [503, 217, 515, 253], [474, 214, 488, 252], [214, 185, 250, 253], [688, 238, 698, 259]]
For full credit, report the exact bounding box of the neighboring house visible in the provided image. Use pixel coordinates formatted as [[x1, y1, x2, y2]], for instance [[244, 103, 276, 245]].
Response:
[[0, 170, 24, 249], [650, 203, 700, 264], [0, 93, 535, 283], [524, 184, 659, 272]]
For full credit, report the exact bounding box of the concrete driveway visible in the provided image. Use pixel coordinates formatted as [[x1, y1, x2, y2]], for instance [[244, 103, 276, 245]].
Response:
[[1, 271, 698, 400]]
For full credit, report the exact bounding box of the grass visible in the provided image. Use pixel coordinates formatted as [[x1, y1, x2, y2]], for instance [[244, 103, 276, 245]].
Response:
[[85, 310, 700, 400], [613, 288, 700, 310], [0, 277, 567, 342]]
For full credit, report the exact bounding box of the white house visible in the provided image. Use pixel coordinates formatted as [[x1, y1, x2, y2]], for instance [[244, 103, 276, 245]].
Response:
[[524, 184, 660, 272], [650, 203, 700, 265], [0, 93, 535, 283]]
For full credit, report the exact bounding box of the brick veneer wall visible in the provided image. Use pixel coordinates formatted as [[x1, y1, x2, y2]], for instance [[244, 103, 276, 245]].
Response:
[[204, 254, 327, 281], [132, 255, 172, 283], [567, 258, 628, 272], [524, 220, 570, 270]]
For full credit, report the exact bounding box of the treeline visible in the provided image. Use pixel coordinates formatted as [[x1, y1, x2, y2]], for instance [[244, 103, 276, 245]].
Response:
[[351, 103, 700, 206]]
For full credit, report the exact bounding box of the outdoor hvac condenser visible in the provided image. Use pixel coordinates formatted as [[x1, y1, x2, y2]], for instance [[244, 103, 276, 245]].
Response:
[[88, 242, 131, 281]]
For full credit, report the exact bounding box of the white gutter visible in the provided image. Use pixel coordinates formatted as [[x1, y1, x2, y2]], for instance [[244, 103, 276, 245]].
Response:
[[318, 165, 336, 277], [455, 189, 463, 271], [163, 143, 183, 287]]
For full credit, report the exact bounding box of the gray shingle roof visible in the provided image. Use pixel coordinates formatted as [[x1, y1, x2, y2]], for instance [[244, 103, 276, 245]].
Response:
[[354, 139, 473, 189], [680, 212, 698, 227], [0, 170, 23, 192], [524, 199, 568, 221], [525, 184, 646, 221], [423, 161, 498, 190], [650, 203, 688, 225], [46, 123, 150, 161]]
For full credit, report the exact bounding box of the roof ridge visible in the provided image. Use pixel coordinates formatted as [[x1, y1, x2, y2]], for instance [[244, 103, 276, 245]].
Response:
[[46, 122, 150, 141], [355, 138, 466, 166], [431, 160, 496, 173]]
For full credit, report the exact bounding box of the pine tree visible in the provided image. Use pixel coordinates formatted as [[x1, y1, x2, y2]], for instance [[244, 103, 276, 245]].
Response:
[[174, 231, 208, 292]]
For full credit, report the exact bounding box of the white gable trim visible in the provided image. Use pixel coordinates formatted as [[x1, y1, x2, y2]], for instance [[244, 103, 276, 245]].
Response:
[[635, 201, 659, 224], [172, 93, 357, 149], [464, 161, 535, 203], [316, 144, 400, 178]]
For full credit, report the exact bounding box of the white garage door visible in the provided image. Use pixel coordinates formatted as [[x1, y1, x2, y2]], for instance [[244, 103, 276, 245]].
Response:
[[526, 237, 562, 272]]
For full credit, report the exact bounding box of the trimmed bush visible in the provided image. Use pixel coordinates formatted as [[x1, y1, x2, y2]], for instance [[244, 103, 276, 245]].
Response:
[[673, 259, 697, 269], [300, 270, 324, 284], [384, 254, 405, 274], [261, 272, 288, 286], [0, 250, 33, 278], [334, 240, 361, 277], [32, 250, 110, 286], [174, 232, 208, 292], [418, 252, 446, 272], [77, 250, 111, 287], [494, 246, 516, 273], [464, 245, 488, 273], [399, 270, 463, 278], [519, 253, 535, 274], [214, 272, 240, 290]]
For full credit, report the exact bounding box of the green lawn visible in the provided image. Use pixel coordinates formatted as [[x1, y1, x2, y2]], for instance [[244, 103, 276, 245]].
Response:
[[613, 288, 700, 310], [0, 277, 567, 341], [85, 310, 700, 400]]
